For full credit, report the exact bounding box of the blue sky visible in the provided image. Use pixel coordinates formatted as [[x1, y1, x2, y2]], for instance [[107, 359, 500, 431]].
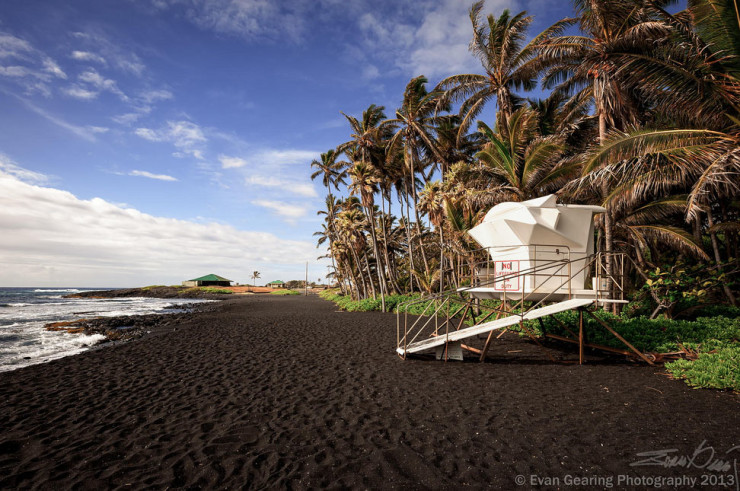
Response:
[[0, 0, 573, 287]]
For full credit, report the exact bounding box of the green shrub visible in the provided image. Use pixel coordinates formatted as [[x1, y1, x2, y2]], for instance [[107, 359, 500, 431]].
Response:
[[666, 345, 740, 390], [199, 287, 233, 294]]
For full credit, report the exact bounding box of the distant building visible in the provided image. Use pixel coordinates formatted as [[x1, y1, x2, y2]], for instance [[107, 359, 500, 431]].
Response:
[[182, 274, 232, 287], [267, 280, 285, 289]]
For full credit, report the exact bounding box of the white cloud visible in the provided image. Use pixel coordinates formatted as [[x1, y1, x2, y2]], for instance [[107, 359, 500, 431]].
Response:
[[0, 167, 318, 287], [0, 32, 66, 95], [63, 85, 98, 100], [219, 155, 247, 169], [0, 66, 31, 77], [0, 154, 48, 184], [134, 127, 161, 141], [139, 89, 173, 103], [254, 149, 319, 167], [134, 120, 207, 159], [150, 0, 305, 42], [252, 199, 309, 221], [42, 58, 67, 79], [112, 112, 143, 125], [71, 31, 146, 76], [13, 95, 100, 141], [130, 170, 177, 181], [78, 68, 128, 101], [70, 50, 107, 65], [361, 64, 380, 80], [246, 175, 317, 198], [0, 33, 33, 59], [354, 0, 517, 79]]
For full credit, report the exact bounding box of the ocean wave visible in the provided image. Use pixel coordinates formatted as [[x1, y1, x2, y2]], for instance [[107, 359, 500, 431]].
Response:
[[33, 289, 81, 293]]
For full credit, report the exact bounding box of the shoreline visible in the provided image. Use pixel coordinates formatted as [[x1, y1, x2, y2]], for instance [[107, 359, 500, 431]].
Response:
[[1, 295, 737, 488]]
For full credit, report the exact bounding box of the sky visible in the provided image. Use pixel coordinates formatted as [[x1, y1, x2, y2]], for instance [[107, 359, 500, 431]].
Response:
[[0, 0, 573, 287]]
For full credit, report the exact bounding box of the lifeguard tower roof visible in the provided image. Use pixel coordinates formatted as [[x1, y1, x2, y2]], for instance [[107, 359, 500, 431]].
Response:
[[468, 195, 605, 254]]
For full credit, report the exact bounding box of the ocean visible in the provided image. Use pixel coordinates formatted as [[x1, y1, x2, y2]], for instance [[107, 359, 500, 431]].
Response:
[[0, 287, 211, 373]]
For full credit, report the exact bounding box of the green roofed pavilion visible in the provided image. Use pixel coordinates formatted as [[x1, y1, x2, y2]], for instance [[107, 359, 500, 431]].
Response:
[[182, 274, 232, 287], [267, 280, 285, 289]]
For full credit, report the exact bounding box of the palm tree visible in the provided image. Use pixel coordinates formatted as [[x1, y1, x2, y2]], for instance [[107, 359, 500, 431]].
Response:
[[337, 206, 375, 300], [534, 0, 674, 303], [338, 104, 388, 170], [347, 161, 387, 310], [436, 3, 569, 140], [418, 181, 447, 294], [251, 271, 261, 286], [475, 106, 578, 202], [316, 194, 344, 292], [386, 75, 444, 278], [310, 149, 347, 192]]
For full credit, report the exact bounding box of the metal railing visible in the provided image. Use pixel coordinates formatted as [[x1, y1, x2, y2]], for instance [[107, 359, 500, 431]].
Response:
[[396, 248, 627, 358]]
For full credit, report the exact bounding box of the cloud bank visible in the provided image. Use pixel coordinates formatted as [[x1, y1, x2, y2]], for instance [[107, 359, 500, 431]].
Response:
[[0, 164, 318, 287]]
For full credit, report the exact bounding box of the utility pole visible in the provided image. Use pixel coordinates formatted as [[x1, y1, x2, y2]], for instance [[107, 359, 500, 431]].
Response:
[[305, 262, 308, 296]]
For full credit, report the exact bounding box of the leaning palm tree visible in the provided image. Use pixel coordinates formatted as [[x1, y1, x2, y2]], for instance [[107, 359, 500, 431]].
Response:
[[436, 3, 570, 141], [534, 0, 675, 301], [251, 271, 261, 286]]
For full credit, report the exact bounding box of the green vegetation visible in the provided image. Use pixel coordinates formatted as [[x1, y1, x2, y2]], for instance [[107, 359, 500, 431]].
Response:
[[269, 289, 301, 296], [666, 346, 740, 391], [310, 0, 738, 317], [141, 285, 166, 291], [182, 287, 233, 295]]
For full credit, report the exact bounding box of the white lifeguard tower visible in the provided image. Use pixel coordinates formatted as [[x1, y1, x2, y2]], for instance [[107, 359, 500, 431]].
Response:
[[466, 194, 605, 301], [396, 195, 651, 365]]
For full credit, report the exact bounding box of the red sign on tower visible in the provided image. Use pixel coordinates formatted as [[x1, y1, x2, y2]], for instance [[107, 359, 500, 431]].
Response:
[[494, 260, 520, 291]]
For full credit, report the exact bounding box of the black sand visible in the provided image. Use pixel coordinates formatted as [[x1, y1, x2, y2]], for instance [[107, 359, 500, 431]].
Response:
[[0, 295, 737, 489]]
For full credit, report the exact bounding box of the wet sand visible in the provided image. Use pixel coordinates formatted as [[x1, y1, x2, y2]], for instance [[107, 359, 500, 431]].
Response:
[[0, 295, 737, 489]]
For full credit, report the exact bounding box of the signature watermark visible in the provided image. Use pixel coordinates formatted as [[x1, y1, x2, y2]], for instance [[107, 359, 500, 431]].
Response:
[[514, 441, 739, 489]]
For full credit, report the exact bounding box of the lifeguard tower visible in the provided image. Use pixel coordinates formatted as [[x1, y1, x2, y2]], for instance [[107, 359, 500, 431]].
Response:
[[396, 195, 652, 365]]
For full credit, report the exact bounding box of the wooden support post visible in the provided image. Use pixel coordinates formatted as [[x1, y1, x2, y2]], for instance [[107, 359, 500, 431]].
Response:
[[518, 319, 557, 363], [551, 315, 578, 340], [479, 311, 503, 362], [578, 309, 584, 365], [544, 333, 636, 357], [537, 318, 547, 337], [455, 304, 472, 333], [585, 310, 654, 365]]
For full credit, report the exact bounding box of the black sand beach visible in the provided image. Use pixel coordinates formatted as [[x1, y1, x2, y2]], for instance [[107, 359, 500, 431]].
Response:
[[1, 295, 737, 489]]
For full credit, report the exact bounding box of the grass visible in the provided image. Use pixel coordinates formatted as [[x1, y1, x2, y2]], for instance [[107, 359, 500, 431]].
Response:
[[270, 289, 301, 295], [318, 289, 740, 391]]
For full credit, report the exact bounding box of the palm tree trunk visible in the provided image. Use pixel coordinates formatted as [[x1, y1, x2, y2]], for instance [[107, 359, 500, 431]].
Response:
[[350, 246, 368, 299], [693, 212, 702, 243], [408, 144, 430, 275], [439, 226, 445, 296], [598, 111, 616, 312], [380, 193, 400, 294], [363, 250, 377, 299], [366, 206, 387, 311], [413, 203, 430, 275], [707, 210, 736, 306], [402, 189, 416, 293]]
